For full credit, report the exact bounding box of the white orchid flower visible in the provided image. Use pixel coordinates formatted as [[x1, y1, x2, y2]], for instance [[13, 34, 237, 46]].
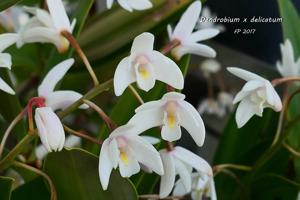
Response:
[[35, 107, 65, 152], [0, 33, 19, 95], [167, 1, 219, 60], [35, 135, 81, 160], [18, 1, 73, 53], [128, 92, 205, 146], [198, 98, 225, 118], [228, 67, 282, 128], [0, 6, 29, 31], [276, 39, 300, 77], [107, 0, 152, 12], [196, 6, 226, 33], [200, 59, 221, 78], [99, 124, 164, 190], [218, 91, 234, 112], [173, 173, 217, 200], [38, 59, 88, 111], [159, 147, 212, 198], [114, 32, 184, 96]]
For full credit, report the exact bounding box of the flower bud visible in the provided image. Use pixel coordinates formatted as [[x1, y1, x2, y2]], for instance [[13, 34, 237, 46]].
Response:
[[34, 107, 65, 152]]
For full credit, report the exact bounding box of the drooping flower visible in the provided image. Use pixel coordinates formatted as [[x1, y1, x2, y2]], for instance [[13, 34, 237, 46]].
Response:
[[35, 107, 65, 152], [106, 0, 152, 12], [114, 32, 184, 96], [128, 92, 206, 146], [38, 58, 88, 111], [167, 1, 219, 60], [173, 173, 217, 200], [99, 124, 164, 190], [17, 1, 74, 53], [196, 6, 226, 33], [276, 39, 300, 77], [227, 67, 282, 128], [0, 33, 19, 95], [159, 146, 212, 198]]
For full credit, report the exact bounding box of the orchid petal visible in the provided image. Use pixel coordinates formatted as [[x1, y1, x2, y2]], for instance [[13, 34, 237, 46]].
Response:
[[189, 29, 219, 42], [128, 0, 152, 10], [174, 147, 212, 176], [241, 79, 265, 92], [135, 100, 164, 112], [141, 136, 160, 145], [109, 138, 120, 169], [134, 63, 156, 92], [159, 151, 175, 198], [174, 43, 216, 60], [235, 98, 258, 128], [38, 58, 74, 97], [179, 101, 206, 146], [173, 1, 201, 39], [161, 124, 182, 142], [173, 179, 188, 196], [107, 0, 114, 9], [128, 135, 164, 175], [131, 32, 154, 54], [45, 90, 88, 111], [0, 53, 12, 69], [0, 33, 19, 52], [46, 0, 71, 32], [113, 57, 136, 96], [162, 92, 185, 101], [174, 159, 192, 193], [99, 139, 113, 190], [117, 0, 133, 12], [265, 81, 282, 112], [0, 77, 15, 95], [151, 51, 184, 90], [227, 67, 264, 81], [118, 148, 140, 177]]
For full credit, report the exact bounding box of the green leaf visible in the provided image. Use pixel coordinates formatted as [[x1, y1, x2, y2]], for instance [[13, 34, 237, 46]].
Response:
[[251, 174, 300, 200], [0, 0, 21, 11], [44, 148, 138, 200], [0, 176, 14, 200], [11, 177, 50, 200]]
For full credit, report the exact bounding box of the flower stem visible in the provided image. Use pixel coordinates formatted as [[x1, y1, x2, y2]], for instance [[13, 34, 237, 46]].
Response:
[[63, 125, 102, 145], [160, 39, 181, 55], [61, 31, 99, 86], [0, 109, 27, 159], [139, 194, 185, 200], [283, 141, 300, 157], [13, 161, 57, 200], [213, 164, 252, 174], [58, 79, 113, 118], [0, 133, 36, 172], [272, 77, 300, 87], [128, 85, 144, 104], [82, 99, 117, 131]]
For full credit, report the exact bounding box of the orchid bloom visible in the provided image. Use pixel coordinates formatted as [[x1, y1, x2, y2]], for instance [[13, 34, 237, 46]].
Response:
[[276, 39, 300, 77], [218, 91, 234, 113], [99, 124, 164, 190], [17, 0, 73, 53], [0, 33, 19, 95], [167, 1, 219, 60], [114, 32, 184, 96], [38, 59, 88, 111], [198, 98, 225, 118], [128, 92, 205, 146], [106, 0, 152, 12], [173, 173, 217, 200], [159, 146, 212, 198], [197, 6, 226, 33], [200, 59, 221, 78], [35, 107, 65, 152], [0, 6, 29, 31], [228, 67, 282, 128]]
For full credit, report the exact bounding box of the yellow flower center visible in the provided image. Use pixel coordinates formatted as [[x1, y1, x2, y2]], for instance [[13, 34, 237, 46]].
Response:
[[120, 151, 129, 166], [138, 65, 149, 80], [166, 101, 178, 129]]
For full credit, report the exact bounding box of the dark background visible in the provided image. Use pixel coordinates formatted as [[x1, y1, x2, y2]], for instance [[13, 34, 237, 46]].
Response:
[[206, 0, 300, 64]]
